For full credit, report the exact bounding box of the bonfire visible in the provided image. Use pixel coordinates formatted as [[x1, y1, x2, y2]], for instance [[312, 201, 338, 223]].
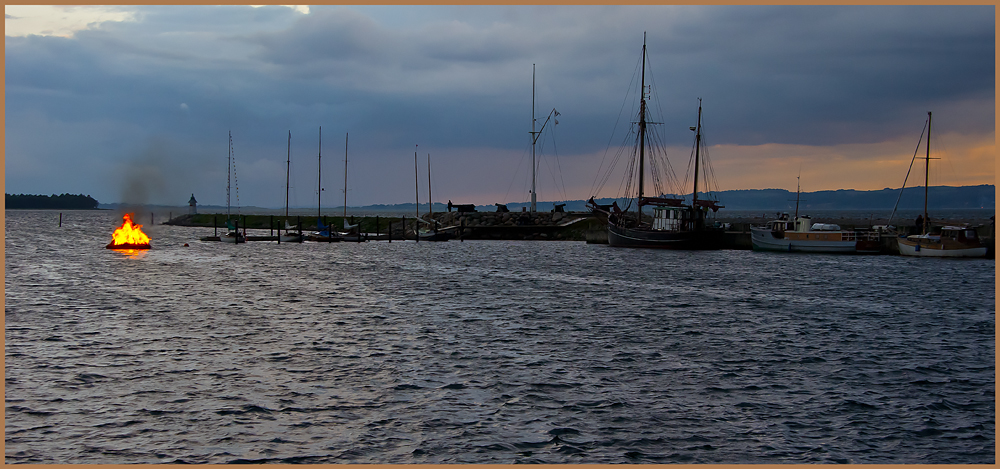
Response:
[[106, 213, 151, 249]]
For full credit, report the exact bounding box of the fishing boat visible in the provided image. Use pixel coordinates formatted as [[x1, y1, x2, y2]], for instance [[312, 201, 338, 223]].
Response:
[[751, 215, 881, 253], [895, 112, 987, 257], [750, 177, 880, 253], [279, 130, 304, 243], [221, 131, 245, 244], [587, 34, 724, 249], [305, 126, 343, 242]]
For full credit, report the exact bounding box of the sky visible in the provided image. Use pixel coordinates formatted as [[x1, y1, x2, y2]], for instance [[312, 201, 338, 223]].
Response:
[[4, 5, 995, 209]]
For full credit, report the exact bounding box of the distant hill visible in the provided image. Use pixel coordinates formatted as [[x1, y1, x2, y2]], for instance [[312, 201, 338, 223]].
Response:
[[96, 184, 994, 215], [6, 193, 100, 209], [451, 185, 995, 212], [705, 184, 994, 210]]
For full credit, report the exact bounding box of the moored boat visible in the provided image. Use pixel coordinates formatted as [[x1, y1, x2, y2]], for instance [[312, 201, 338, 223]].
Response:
[[895, 112, 987, 258], [305, 126, 343, 243], [221, 132, 245, 243], [587, 34, 725, 249], [751, 214, 880, 253], [897, 226, 988, 257], [279, 130, 303, 243]]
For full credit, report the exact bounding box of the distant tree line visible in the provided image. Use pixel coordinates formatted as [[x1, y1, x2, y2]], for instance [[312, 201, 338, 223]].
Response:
[[6, 193, 100, 209]]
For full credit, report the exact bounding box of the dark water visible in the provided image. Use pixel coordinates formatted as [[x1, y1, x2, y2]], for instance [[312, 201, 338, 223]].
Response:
[[6, 210, 995, 464]]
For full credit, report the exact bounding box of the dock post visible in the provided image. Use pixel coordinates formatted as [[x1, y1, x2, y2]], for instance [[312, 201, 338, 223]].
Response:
[[376, 216, 380, 241], [214, 215, 218, 236], [298, 216, 302, 237], [460, 217, 464, 242], [59, 213, 62, 227], [388, 219, 392, 243], [151, 212, 154, 225]]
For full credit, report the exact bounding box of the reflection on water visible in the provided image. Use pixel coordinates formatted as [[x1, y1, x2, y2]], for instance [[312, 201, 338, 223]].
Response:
[[5, 210, 995, 464], [107, 248, 149, 259]]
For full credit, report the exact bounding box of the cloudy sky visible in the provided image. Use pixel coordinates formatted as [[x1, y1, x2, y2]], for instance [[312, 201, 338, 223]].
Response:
[[5, 5, 995, 209]]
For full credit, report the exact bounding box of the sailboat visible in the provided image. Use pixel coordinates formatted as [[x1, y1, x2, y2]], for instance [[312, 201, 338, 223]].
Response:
[[306, 126, 342, 242], [338, 132, 364, 242], [221, 131, 245, 243], [588, 35, 724, 249], [418, 153, 452, 241], [279, 130, 303, 243], [895, 112, 987, 257]]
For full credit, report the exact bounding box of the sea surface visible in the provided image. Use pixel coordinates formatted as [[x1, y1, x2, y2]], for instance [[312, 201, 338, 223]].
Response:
[[5, 209, 995, 464]]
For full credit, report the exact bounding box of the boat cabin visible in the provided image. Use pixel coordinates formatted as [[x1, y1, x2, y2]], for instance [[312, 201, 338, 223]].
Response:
[[940, 226, 982, 245], [652, 206, 686, 231], [765, 213, 795, 232]]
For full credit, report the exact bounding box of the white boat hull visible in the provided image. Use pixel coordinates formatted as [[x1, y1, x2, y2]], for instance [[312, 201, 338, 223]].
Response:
[[897, 237, 987, 258], [750, 227, 858, 253]]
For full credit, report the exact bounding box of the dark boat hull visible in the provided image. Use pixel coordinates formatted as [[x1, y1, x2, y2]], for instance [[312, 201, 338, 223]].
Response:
[[607, 223, 724, 250], [106, 243, 151, 250], [419, 232, 453, 242]]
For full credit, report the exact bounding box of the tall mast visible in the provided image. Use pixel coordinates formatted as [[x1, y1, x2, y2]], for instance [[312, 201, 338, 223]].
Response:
[[794, 174, 800, 220], [414, 145, 419, 218], [427, 153, 433, 217], [923, 111, 931, 235], [317, 126, 322, 221], [530, 64, 537, 213], [227, 131, 232, 219], [692, 98, 702, 210], [637, 33, 648, 218], [285, 131, 291, 218], [344, 132, 349, 220]]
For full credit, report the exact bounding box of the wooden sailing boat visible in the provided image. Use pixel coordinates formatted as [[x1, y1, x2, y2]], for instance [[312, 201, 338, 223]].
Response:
[[896, 112, 987, 257], [588, 35, 724, 249], [280, 130, 303, 243]]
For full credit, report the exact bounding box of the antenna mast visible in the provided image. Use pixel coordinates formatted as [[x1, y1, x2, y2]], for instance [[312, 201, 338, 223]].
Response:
[[344, 132, 349, 220]]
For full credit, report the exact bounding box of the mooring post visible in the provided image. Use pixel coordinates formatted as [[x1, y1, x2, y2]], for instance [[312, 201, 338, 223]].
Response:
[[376, 216, 380, 241], [214, 215, 218, 237], [388, 219, 392, 243], [460, 217, 464, 242], [298, 216, 302, 237], [151, 212, 154, 225], [58, 213, 62, 227]]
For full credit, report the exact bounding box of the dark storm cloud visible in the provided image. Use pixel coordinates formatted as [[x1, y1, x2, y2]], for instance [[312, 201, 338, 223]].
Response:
[[4, 5, 993, 206], [643, 6, 994, 145]]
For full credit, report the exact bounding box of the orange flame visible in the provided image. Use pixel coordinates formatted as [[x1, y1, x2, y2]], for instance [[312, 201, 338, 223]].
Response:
[[108, 213, 151, 248]]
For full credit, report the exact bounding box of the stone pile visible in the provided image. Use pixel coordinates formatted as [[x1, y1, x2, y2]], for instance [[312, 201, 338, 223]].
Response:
[[428, 210, 572, 227]]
